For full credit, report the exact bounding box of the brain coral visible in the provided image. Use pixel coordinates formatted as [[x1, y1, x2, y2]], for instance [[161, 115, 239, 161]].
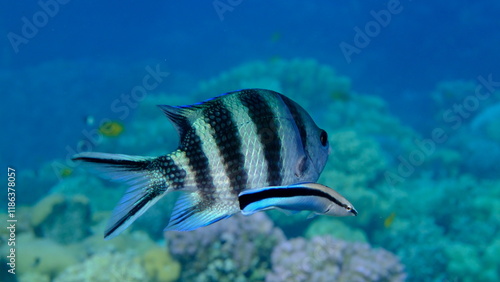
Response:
[[266, 235, 406, 282]]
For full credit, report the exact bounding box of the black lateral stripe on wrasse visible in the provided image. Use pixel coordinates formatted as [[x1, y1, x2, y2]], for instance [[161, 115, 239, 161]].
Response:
[[105, 192, 158, 238], [238, 90, 283, 186], [182, 125, 216, 203], [156, 155, 186, 189], [239, 186, 345, 211], [202, 100, 248, 194], [73, 156, 150, 171]]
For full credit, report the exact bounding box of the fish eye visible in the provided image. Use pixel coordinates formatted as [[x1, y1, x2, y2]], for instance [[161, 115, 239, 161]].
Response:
[[345, 205, 352, 211], [320, 130, 328, 147]]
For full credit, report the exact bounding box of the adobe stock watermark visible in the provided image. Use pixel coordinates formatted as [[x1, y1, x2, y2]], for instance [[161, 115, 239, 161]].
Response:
[[339, 0, 406, 64], [213, 0, 244, 21], [7, 0, 71, 54], [385, 74, 500, 186], [50, 64, 170, 180]]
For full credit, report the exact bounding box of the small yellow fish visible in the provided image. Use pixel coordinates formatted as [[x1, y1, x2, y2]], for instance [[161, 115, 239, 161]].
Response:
[[384, 212, 396, 228], [60, 167, 73, 178], [99, 121, 124, 137]]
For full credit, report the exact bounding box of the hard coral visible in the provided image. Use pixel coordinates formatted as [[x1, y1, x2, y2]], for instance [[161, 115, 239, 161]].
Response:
[[266, 235, 406, 282], [54, 252, 148, 282], [195, 58, 351, 113], [165, 213, 285, 281], [15, 234, 78, 278], [305, 217, 367, 243], [322, 130, 387, 187], [32, 194, 91, 244], [139, 247, 181, 282]]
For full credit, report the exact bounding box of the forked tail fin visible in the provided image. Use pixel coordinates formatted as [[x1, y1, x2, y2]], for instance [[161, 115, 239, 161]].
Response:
[[73, 152, 169, 239]]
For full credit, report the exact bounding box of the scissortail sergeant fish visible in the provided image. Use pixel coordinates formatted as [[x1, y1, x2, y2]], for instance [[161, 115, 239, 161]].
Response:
[[73, 88, 334, 239], [239, 182, 357, 217]]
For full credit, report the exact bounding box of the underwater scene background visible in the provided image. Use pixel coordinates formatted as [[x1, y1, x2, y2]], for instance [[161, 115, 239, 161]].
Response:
[[1, 1, 500, 281]]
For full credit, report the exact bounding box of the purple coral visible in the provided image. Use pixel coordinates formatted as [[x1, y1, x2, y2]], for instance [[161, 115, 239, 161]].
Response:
[[165, 213, 285, 281], [267, 236, 406, 282]]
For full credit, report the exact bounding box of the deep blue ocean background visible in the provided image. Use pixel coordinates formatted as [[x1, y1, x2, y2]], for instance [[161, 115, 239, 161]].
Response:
[[3, 0, 500, 168], [1, 1, 500, 281]]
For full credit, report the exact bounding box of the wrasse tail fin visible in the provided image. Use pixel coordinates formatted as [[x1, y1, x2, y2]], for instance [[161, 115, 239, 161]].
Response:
[[165, 192, 231, 231], [72, 152, 167, 239]]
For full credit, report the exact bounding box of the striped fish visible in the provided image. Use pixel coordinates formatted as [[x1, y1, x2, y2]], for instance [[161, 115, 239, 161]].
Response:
[[239, 182, 357, 217], [73, 89, 330, 239]]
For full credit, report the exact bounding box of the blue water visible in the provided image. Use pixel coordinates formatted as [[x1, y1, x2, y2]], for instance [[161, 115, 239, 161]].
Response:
[[2, 1, 500, 281], [3, 1, 500, 169]]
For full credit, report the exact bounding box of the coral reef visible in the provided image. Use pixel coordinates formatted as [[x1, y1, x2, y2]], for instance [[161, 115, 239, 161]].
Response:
[[165, 213, 285, 281], [266, 235, 406, 282], [80, 229, 157, 258], [15, 234, 78, 278], [6, 162, 60, 207], [373, 175, 500, 281], [471, 102, 500, 143], [49, 174, 122, 212], [138, 247, 181, 282], [305, 217, 367, 243], [31, 194, 91, 244], [12, 58, 500, 282], [321, 130, 388, 187], [54, 251, 149, 282], [195, 58, 351, 113]]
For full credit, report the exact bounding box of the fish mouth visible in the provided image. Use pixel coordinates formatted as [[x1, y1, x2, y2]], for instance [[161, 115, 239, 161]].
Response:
[[350, 208, 358, 216]]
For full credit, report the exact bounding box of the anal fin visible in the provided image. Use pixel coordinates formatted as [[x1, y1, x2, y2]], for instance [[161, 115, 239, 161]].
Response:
[[165, 192, 232, 231]]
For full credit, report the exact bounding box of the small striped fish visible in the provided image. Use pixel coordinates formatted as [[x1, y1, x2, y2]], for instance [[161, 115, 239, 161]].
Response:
[[73, 89, 331, 239], [239, 182, 357, 217]]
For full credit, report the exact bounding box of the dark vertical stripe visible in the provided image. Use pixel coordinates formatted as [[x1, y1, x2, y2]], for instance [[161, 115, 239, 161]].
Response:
[[280, 95, 308, 151], [202, 100, 248, 194], [156, 155, 186, 190], [280, 95, 309, 174], [182, 125, 216, 202], [238, 89, 283, 186]]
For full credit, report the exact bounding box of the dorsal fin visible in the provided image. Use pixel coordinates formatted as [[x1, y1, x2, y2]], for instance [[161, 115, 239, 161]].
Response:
[[158, 91, 239, 138], [158, 105, 196, 139]]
